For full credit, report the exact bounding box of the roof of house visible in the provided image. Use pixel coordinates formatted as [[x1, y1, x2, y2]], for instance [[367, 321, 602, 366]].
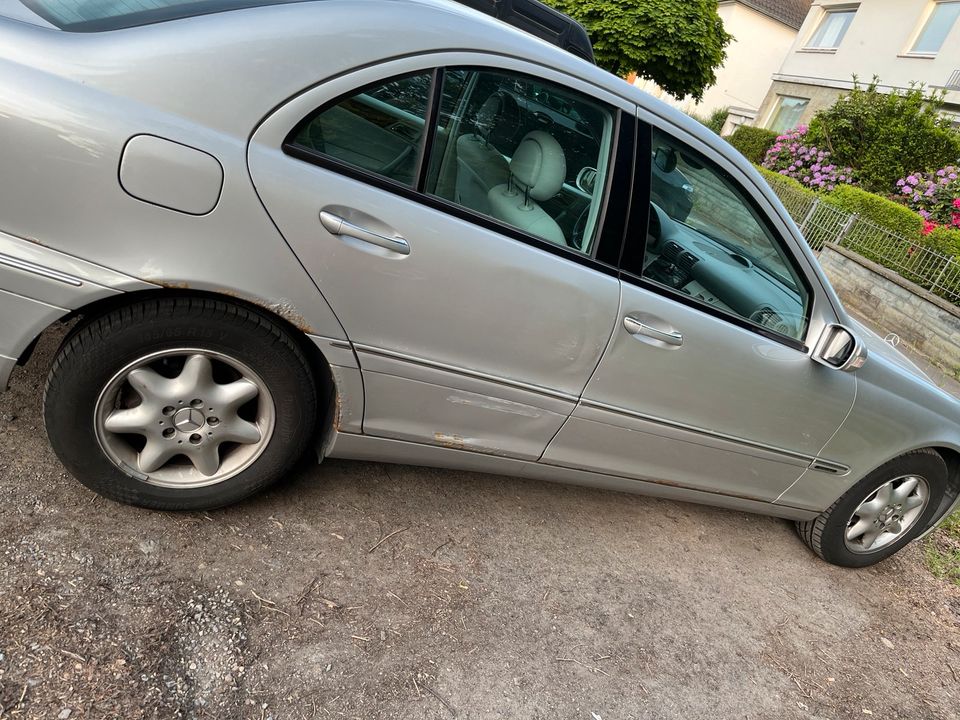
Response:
[[733, 0, 813, 30]]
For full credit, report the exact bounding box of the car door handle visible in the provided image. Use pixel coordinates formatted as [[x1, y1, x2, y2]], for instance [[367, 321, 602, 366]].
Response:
[[623, 316, 683, 346], [319, 211, 410, 255]]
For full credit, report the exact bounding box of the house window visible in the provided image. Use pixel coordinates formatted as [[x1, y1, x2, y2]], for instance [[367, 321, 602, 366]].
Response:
[[911, 1, 960, 54], [768, 97, 809, 133], [806, 8, 857, 49]]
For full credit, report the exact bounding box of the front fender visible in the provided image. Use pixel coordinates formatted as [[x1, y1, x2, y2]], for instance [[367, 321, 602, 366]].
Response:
[[776, 352, 960, 512]]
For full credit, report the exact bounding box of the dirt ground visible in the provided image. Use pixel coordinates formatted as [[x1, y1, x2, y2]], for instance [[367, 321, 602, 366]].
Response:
[[2, 327, 959, 720]]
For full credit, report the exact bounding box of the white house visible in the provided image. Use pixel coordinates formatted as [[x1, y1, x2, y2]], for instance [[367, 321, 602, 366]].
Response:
[[632, 0, 812, 133], [757, 0, 960, 132]]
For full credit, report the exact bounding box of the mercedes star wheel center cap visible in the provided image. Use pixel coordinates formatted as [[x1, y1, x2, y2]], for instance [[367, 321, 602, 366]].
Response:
[[173, 407, 205, 432]]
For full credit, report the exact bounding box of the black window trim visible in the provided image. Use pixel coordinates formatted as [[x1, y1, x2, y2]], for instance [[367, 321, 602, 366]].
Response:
[[281, 65, 633, 276], [414, 68, 444, 192], [621, 121, 812, 354]]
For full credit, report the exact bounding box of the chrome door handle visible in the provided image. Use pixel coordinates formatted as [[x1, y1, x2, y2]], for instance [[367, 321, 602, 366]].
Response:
[[320, 211, 410, 255], [623, 316, 683, 346]]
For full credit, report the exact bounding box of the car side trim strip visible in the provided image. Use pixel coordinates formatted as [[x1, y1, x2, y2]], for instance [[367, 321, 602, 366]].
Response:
[[327, 431, 821, 521], [352, 343, 580, 404], [0, 252, 83, 287], [579, 397, 850, 474], [353, 344, 849, 476]]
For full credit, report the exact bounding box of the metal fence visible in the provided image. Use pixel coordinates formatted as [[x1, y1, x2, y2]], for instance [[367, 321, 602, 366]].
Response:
[[764, 177, 960, 306]]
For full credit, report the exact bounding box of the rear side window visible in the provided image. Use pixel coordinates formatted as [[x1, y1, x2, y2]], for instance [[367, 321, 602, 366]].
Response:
[[288, 73, 433, 187], [424, 68, 613, 254], [286, 67, 615, 255]]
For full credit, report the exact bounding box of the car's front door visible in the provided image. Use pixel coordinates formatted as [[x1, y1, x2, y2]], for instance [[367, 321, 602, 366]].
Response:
[[248, 55, 633, 460], [542, 119, 857, 505]]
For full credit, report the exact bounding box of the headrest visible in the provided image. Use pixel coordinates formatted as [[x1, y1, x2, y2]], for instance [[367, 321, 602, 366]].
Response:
[[474, 94, 502, 138], [474, 91, 520, 147], [510, 130, 566, 202]]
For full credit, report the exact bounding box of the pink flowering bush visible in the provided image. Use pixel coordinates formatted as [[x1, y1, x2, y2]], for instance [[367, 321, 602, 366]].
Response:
[[762, 125, 854, 191], [894, 165, 960, 231]]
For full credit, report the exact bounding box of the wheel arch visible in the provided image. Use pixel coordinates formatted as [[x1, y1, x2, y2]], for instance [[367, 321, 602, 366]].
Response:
[[25, 288, 342, 452], [929, 445, 960, 526]]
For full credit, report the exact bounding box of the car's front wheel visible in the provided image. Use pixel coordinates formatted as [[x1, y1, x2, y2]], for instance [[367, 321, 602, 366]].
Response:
[[796, 449, 948, 567], [44, 296, 317, 510]]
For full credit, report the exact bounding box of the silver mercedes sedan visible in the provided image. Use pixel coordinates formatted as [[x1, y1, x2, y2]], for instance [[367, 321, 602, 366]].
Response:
[[0, 0, 957, 568]]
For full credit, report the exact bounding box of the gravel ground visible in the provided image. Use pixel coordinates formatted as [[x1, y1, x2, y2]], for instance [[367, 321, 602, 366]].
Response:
[[1, 326, 959, 720]]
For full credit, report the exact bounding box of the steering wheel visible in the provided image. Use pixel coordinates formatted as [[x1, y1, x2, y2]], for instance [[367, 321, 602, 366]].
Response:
[[749, 308, 804, 338], [647, 202, 663, 251], [569, 205, 590, 251], [303, 122, 326, 154], [377, 141, 417, 176]]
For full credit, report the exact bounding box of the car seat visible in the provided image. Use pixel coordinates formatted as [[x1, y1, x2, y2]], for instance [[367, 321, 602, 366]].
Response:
[[455, 91, 519, 214], [487, 130, 567, 245]]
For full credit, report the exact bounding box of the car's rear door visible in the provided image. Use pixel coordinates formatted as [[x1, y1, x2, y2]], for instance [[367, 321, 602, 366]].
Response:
[[541, 114, 857, 507], [248, 54, 633, 460]]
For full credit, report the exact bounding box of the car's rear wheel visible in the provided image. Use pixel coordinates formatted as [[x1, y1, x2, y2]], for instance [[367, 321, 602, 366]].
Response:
[[796, 449, 948, 567], [44, 296, 317, 510]]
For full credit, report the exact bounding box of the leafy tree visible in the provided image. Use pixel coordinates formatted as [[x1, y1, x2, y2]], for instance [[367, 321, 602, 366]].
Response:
[[808, 78, 960, 193], [545, 0, 732, 100]]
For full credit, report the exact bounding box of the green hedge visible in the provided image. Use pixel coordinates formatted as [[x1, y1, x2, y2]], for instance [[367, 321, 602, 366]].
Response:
[[689, 107, 729, 135], [755, 165, 814, 196], [821, 185, 924, 241], [728, 126, 779, 164], [925, 226, 960, 257]]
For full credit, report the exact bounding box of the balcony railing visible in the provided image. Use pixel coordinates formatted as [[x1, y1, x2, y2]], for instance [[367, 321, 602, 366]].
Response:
[[945, 69, 960, 91]]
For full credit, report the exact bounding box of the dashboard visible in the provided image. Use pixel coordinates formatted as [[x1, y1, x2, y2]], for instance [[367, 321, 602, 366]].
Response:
[[643, 204, 806, 339]]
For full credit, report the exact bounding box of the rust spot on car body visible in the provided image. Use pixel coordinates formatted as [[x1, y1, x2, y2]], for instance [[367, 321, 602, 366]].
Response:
[[434, 432, 465, 450], [333, 392, 343, 432], [431, 433, 511, 456], [264, 300, 313, 334]]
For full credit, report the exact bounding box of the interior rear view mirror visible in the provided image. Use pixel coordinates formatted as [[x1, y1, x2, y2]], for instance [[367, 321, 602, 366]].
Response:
[[814, 324, 867, 372]]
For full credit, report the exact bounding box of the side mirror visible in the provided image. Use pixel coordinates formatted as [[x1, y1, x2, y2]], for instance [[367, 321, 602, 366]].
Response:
[[654, 147, 678, 174], [813, 324, 867, 371]]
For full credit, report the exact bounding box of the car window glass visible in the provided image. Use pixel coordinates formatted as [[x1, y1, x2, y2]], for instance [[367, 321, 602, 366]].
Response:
[[289, 72, 433, 186], [642, 128, 810, 341], [424, 68, 614, 255]]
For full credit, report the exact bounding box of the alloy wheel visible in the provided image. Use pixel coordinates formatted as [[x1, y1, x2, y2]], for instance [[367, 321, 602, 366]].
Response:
[[844, 475, 929, 553], [94, 349, 275, 488]]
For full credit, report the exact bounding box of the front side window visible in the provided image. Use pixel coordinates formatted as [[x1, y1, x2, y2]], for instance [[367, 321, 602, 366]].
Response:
[[289, 72, 433, 187], [767, 96, 809, 133], [424, 69, 615, 254], [911, 1, 960, 54], [640, 129, 810, 342], [806, 8, 857, 49]]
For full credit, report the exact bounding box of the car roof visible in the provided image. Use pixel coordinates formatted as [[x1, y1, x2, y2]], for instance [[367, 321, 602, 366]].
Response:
[[0, 0, 742, 178], [17, 0, 323, 32]]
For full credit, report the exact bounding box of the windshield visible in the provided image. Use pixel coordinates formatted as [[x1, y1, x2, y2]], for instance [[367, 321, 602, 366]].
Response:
[[19, 0, 311, 31]]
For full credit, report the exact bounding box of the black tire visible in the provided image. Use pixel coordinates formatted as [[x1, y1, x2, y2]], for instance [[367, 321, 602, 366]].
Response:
[[796, 448, 948, 568], [44, 296, 317, 510]]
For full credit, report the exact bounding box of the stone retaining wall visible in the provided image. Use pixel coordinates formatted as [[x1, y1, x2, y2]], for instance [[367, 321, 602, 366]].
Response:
[[818, 243, 960, 371]]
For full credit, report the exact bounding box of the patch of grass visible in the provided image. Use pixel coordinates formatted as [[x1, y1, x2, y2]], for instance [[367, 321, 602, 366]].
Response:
[[925, 511, 960, 586]]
